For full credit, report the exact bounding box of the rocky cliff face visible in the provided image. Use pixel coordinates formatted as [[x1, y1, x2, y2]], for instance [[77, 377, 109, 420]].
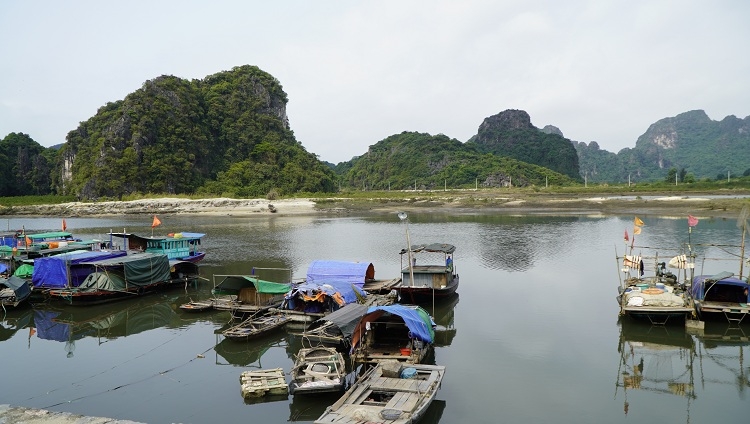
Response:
[[469, 109, 581, 180]]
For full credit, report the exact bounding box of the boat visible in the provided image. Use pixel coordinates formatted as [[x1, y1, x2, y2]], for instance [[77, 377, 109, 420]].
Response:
[[397, 243, 459, 303], [690, 272, 750, 323], [314, 360, 445, 424], [289, 346, 347, 395], [179, 298, 215, 312], [108, 231, 206, 263], [350, 304, 435, 364], [280, 261, 396, 325], [0, 275, 31, 308], [297, 303, 370, 349], [222, 313, 292, 341], [46, 252, 183, 305], [210, 272, 292, 319], [239, 368, 289, 398], [616, 251, 696, 324]]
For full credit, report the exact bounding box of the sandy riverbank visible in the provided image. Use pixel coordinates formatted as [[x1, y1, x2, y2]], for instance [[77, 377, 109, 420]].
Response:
[[2, 191, 749, 219]]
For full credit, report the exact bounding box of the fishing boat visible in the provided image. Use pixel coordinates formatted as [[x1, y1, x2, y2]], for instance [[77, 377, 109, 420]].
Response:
[[690, 272, 750, 323], [108, 231, 206, 263], [350, 304, 435, 364], [210, 272, 292, 319], [616, 253, 696, 324], [314, 360, 445, 424], [396, 243, 459, 303], [289, 346, 346, 395], [46, 252, 182, 305], [297, 303, 370, 349], [0, 276, 31, 308], [222, 313, 291, 341]]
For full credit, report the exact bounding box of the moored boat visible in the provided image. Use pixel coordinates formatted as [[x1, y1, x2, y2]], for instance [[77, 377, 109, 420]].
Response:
[[690, 272, 750, 323], [314, 360, 445, 424], [289, 346, 346, 395], [108, 231, 206, 263], [222, 313, 292, 341], [350, 304, 435, 364], [397, 243, 459, 303], [0, 275, 32, 308]]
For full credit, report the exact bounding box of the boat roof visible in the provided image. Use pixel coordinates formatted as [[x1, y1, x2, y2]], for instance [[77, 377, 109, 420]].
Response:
[[80, 252, 167, 266], [693, 273, 750, 287], [109, 232, 205, 242], [350, 304, 435, 352], [214, 274, 291, 294], [401, 243, 456, 254], [306, 260, 375, 283], [26, 231, 74, 240], [307, 303, 369, 338]]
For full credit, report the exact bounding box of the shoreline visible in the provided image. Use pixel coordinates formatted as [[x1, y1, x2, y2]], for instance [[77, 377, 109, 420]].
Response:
[[1, 192, 748, 220]]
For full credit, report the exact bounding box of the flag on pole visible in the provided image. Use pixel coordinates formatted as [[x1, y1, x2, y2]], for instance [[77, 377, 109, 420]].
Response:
[[624, 230, 629, 242], [152, 215, 161, 228], [634, 216, 644, 227], [62, 219, 67, 231], [633, 226, 642, 235], [688, 215, 699, 227]]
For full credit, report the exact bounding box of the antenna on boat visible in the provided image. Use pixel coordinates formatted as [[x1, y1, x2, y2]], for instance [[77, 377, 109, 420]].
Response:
[[737, 206, 749, 278], [398, 212, 415, 287]]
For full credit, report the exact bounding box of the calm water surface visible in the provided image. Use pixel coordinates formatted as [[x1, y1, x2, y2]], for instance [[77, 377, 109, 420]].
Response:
[[1, 213, 749, 423]]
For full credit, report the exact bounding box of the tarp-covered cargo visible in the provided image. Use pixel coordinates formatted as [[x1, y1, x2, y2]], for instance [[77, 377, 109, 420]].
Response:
[[31, 250, 128, 288], [78, 252, 171, 289]]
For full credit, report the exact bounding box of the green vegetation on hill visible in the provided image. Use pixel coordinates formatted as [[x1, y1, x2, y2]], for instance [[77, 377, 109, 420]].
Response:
[[59, 65, 336, 199], [338, 132, 577, 190]]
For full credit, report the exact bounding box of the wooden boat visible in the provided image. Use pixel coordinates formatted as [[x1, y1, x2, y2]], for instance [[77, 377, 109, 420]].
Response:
[[690, 272, 750, 323], [298, 303, 370, 349], [314, 361, 445, 424], [397, 243, 459, 303], [350, 304, 435, 364], [211, 273, 291, 319], [108, 231, 207, 263], [179, 299, 214, 312], [46, 252, 183, 305], [222, 313, 291, 341], [289, 346, 346, 395], [0, 275, 31, 308], [616, 250, 696, 325], [239, 368, 289, 398]]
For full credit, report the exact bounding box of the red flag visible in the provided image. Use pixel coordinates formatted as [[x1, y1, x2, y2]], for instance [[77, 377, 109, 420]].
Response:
[[688, 215, 698, 227], [62, 219, 67, 231], [624, 230, 629, 242], [151, 215, 162, 228]]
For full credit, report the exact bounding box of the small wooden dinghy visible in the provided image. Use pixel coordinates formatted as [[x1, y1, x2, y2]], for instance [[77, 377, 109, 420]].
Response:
[[314, 360, 445, 423], [223, 314, 291, 341], [240, 368, 289, 398], [289, 347, 346, 395], [179, 299, 214, 312]]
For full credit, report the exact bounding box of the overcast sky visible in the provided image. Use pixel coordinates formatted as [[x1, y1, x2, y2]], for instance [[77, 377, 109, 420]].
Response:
[[1, 1, 748, 164]]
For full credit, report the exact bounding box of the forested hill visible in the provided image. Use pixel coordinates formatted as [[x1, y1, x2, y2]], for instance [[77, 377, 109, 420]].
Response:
[[576, 110, 750, 183], [335, 132, 577, 190], [466, 109, 581, 179], [58, 65, 336, 199]]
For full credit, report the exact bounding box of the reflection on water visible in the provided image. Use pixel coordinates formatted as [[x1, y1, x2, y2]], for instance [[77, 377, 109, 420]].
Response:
[[617, 319, 750, 421]]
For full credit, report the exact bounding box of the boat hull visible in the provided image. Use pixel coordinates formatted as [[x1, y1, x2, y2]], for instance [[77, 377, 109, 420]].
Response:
[[397, 277, 459, 304]]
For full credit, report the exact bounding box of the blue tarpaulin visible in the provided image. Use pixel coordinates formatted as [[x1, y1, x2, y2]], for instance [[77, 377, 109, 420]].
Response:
[[350, 304, 435, 353], [32, 250, 128, 288], [299, 260, 375, 305]]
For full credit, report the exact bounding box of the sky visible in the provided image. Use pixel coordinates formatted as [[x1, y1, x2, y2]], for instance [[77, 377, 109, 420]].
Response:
[[1, 1, 749, 164]]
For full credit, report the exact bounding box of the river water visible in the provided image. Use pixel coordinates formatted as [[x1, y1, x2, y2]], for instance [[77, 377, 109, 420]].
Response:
[[1, 212, 748, 423]]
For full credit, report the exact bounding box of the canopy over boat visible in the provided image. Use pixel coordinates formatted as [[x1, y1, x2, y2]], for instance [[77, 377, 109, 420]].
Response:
[[78, 253, 171, 289], [401, 243, 456, 254], [350, 304, 435, 352], [214, 275, 291, 295], [1, 275, 31, 302], [31, 250, 128, 288], [305, 303, 369, 341]]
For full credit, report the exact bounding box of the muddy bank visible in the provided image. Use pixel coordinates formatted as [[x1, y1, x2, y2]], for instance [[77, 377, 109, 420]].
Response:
[[1, 192, 749, 219]]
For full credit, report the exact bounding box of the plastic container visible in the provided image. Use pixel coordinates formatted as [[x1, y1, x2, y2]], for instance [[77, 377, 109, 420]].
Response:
[[400, 348, 411, 356]]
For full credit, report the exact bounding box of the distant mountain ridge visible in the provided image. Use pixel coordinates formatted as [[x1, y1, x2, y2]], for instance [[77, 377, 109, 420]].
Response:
[[2, 63, 749, 197], [576, 110, 750, 183]]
